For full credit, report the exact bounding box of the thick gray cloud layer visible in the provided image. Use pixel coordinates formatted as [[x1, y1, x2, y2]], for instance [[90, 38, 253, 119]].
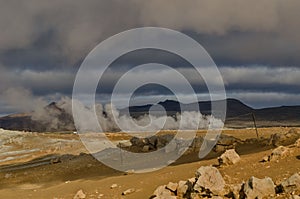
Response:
[[1, 0, 300, 66], [0, 0, 300, 114]]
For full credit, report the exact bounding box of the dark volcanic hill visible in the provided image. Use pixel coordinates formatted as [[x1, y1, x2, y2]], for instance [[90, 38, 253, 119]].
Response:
[[123, 99, 299, 128], [0, 99, 299, 132], [124, 99, 253, 118], [0, 102, 75, 132]]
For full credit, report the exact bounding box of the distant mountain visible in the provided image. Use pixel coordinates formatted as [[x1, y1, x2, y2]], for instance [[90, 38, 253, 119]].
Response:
[[122, 98, 253, 118], [121, 98, 299, 128], [0, 99, 299, 132], [0, 102, 74, 132]]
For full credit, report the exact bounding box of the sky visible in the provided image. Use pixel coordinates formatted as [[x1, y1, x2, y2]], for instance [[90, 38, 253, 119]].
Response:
[[0, 0, 300, 115]]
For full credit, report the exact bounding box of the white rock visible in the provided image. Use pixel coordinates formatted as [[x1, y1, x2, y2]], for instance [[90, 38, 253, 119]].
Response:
[[122, 188, 135, 195], [280, 173, 300, 193], [228, 184, 242, 199], [188, 177, 196, 185], [97, 194, 104, 198], [154, 185, 169, 195], [110, 184, 118, 189], [73, 189, 86, 199], [242, 176, 275, 199], [118, 140, 132, 148], [218, 149, 241, 166], [153, 185, 173, 197], [166, 182, 178, 192], [194, 166, 225, 195], [261, 155, 269, 162], [176, 182, 188, 197], [125, 169, 135, 174], [269, 146, 290, 161]]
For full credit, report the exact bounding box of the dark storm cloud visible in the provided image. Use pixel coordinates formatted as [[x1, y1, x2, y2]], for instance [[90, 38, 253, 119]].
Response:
[[1, 0, 300, 68], [0, 67, 74, 95], [1, 0, 300, 114]]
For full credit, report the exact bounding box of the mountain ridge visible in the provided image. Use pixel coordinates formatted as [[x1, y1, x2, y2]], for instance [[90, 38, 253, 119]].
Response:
[[0, 98, 299, 132]]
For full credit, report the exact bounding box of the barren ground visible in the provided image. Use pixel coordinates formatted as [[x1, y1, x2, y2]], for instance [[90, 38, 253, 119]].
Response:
[[0, 127, 299, 199]]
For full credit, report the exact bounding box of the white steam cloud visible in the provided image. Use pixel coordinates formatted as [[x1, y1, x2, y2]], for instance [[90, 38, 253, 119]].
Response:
[[72, 99, 223, 133], [0, 88, 222, 132]]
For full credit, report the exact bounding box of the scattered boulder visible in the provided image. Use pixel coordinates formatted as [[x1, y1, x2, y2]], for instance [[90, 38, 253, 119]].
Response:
[[218, 149, 241, 166], [214, 134, 241, 152], [110, 184, 118, 189], [261, 155, 269, 162], [151, 168, 226, 199], [295, 138, 300, 147], [188, 177, 196, 185], [128, 134, 244, 154], [166, 182, 178, 192], [269, 146, 290, 161], [226, 184, 242, 199], [278, 173, 300, 193], [150, 148, 300, 199], [142, 145, 150, 152], [118, 140, 132, 148], [270, 128, 300, 147], [260, 146, 290, 162], [153, 185, 168, 196], [122, 188, 136, 195], [177, 181, 189, 198], [73, 190, 86, 199], [241, 176, 275, 199], [125, 169, 135, 175], [194, 166, 225, 195], [130, 137, 147, 147], [152, 185, 175, 198], [130, 134, 175, 151]]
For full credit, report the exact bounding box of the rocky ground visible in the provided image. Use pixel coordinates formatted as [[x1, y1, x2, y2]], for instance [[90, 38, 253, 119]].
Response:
[[0, 127, 300, 198], [150, 145, 300, 199]]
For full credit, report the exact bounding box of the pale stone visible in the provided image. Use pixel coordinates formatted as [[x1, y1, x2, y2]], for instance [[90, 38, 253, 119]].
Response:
[[194, 166, 225, 195], [242, 176, 275, 199], [218, 149, 241, 166], [73, 190, 86, 199]]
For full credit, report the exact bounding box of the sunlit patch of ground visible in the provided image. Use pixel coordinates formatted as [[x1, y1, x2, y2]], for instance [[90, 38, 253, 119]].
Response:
[[0, 127, 299, 198]]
